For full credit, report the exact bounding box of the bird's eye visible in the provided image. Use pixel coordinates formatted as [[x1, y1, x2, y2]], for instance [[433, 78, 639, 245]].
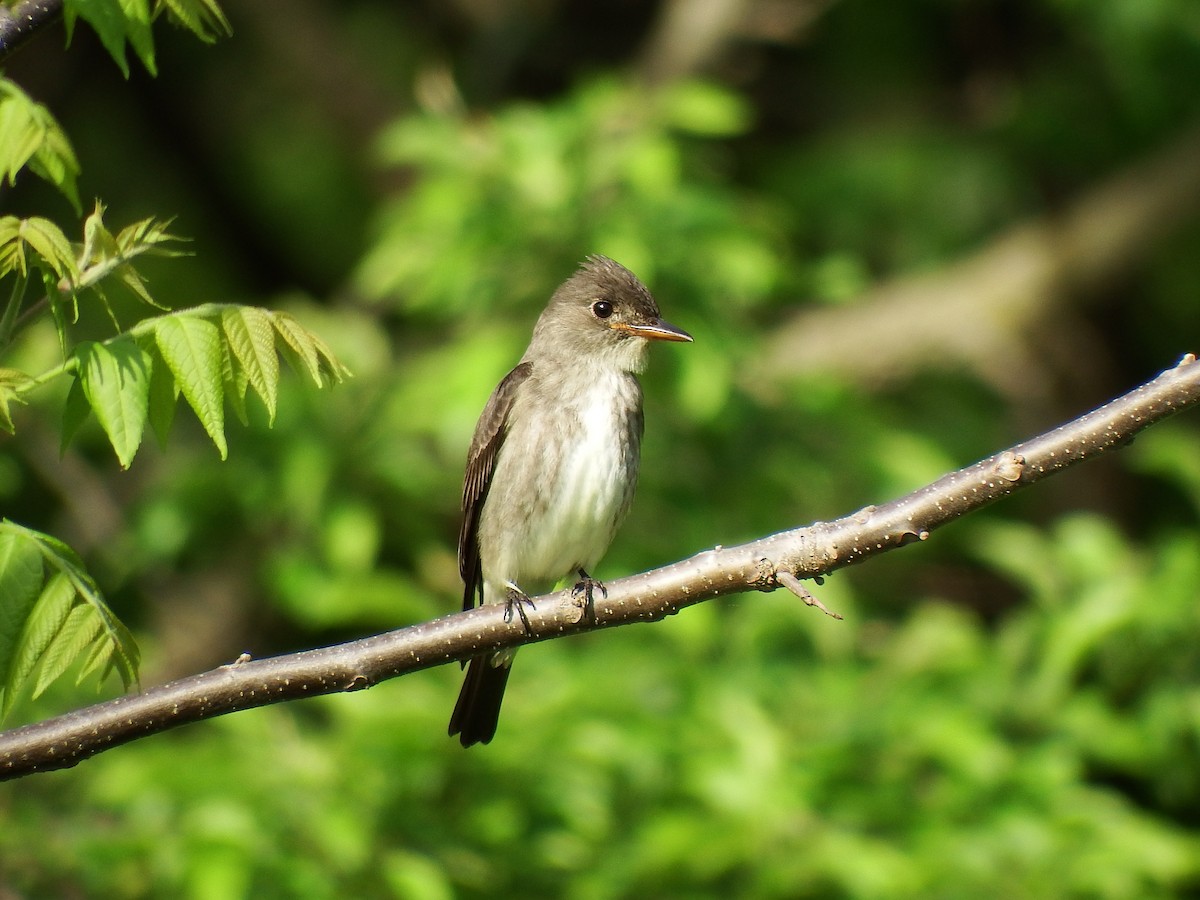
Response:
[[591, 300, 614, 319]]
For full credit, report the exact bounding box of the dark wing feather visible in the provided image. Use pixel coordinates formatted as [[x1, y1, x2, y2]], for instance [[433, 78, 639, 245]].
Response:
[[458, 361, 533, 612]]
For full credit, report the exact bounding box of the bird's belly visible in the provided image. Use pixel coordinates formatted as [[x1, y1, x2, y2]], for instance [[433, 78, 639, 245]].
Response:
[[520, 430, 629, 578], [481, 384, 638, 593]]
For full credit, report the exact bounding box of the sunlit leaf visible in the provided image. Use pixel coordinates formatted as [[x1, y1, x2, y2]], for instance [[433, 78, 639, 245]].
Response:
[[154, 315, 226, 458], [0, 368, 31, 434], [0, 216, 77, 280], [0, 80, 80, 206], [270, 311, 349, 387], [76, 336, 152, 468], [221, 306, 279, 423]]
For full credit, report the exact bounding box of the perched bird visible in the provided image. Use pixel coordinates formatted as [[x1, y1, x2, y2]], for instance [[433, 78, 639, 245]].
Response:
[[450, 255, 692, 746]]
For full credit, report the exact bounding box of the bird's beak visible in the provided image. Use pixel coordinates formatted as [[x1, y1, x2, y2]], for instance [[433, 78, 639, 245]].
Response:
[[611, 318, 693, 343]]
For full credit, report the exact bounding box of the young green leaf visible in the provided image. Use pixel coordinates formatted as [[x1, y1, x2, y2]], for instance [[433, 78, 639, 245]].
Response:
[[221, 339, 249, 427], [32, 603, 101, 698], [0, 216, 77, 281], [157, 0, 233, 42], [270, 311, 349, 387], [64, 0, 158, 78], [0, 368, 31, 434], [6, 573, 76, 712], [61, 375, 92, 454], [76, 337, 152, 468], [221, 306, 279, 423], [0, 80, 81, 207], [0, 528, 45, 716], [29, 525, 139, 694], [144, 343, 178, 449], [154, 315, 227, 458]]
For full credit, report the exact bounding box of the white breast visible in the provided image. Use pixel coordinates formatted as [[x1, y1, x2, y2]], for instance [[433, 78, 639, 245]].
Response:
[[479, 368, 640, 598]]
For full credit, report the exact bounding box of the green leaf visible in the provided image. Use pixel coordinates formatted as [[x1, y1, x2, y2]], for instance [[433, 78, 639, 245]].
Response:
[[33, 603, 100, 698], [0, 80, 81, 206], [65, 0, 157, 77], [154, 315, 226, 458], [157, 0, 232, 42], [31, 526, 139, 693], [221, 339, 249, 426], [0, 368, 31, 434], [0, 528, 45, 715], [0, 216, 77, 281], [8, 573, 76, 708], [77, 336, 152, 468], [61, 375, 92, 453], [270, 311, 350, 387], [221, 306, 279, 423], [144, 343, 178, 449]]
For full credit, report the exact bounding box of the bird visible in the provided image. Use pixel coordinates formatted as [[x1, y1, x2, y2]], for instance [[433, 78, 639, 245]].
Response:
[[450, 255, 692, 746]]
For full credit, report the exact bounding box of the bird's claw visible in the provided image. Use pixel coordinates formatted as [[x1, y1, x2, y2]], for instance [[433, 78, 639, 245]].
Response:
[[571, 568, 607, 621], [503, 585, 536, 633]]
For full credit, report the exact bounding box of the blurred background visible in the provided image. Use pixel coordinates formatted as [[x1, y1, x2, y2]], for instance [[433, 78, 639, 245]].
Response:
[[3, 0, 1200, 896]]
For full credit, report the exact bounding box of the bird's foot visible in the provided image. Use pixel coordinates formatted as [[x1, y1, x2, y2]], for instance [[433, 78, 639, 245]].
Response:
[[503, 583, 536, 633], [571, 568, 608, 622]]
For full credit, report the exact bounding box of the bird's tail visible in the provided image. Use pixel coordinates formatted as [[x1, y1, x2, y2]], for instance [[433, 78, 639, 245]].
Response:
[[449, 654, 512, 747]]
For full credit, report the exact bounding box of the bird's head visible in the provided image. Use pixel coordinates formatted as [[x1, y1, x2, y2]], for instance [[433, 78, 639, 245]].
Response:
[[531, 255, 692, 371]]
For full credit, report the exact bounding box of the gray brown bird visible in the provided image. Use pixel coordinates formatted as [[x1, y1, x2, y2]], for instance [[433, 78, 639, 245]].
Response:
[[450, 255, 692, 746]]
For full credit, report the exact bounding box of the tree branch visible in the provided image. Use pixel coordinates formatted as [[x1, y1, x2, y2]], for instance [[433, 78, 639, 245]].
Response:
[[1, 353, 1197, 780], [0, 0, 62, 62]]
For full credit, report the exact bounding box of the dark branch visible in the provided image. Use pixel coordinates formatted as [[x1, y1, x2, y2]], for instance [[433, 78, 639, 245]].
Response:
[[1, 353, 1198, 780], [0, 0, 62, 62]]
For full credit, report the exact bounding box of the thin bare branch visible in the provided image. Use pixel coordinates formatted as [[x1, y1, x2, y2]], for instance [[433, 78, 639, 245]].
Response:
[[0, 0, 62, 62], [1, 353, 1197, 780]]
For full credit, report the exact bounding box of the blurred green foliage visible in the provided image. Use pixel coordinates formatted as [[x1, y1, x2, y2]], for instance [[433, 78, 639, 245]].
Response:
[[2, 0, 1200, 897]]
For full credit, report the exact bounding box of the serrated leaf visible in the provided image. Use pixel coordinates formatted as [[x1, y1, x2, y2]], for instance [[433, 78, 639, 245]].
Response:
[[157, 0, 232, 42], [221, 306, 279, 423], [65, 0, 157, 77], [0, 81, 80, 206], [33, 603, 100, 698], [114, 215, 186, 257], [0, 97, 41, 186], [154, 315, 226, 458], [77, 337, 151, 468], [270, 311, 327, 386], [0, 216, 77, 280], [32, 525, 139, 693], [8, 573, 76, 707], [0, 368, 31, 434], [116, 262, 166, 309], [20, 217, 76, 280], [80, 202, 118, 269], [0, 528, 45, 716], [61, 374, 92, 453], [221, 341, 249, 427], [144, 344, 178, 449]]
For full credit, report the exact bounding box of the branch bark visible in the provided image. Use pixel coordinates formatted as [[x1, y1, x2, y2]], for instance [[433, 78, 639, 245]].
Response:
[[1, 353, 1198, 780], [0, 0, 62, 62]]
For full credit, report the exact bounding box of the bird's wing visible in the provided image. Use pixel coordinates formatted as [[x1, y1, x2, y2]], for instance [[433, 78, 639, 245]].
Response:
[[458, 361, 533, 611]]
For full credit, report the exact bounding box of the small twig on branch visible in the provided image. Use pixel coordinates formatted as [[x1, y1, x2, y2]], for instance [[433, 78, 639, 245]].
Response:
[[0, 0, 62, 61], [0, 353, 1197, 780]]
